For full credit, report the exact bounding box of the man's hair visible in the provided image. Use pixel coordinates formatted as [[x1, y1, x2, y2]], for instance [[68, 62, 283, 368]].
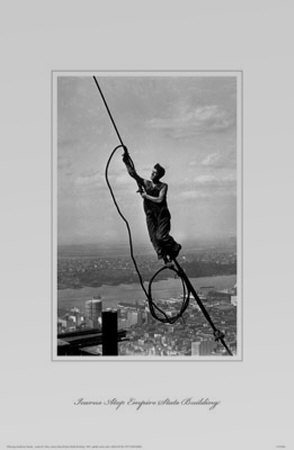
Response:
[[154, 163, 165, 179]]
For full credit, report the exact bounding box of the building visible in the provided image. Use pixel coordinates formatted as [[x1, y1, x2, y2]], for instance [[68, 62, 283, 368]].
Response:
[[144, 307, 153, 325], [58, 318, 67, 334], [127, 310, 138, 327], [191, 339, 217, 356], [85, 297, 102, 328], [231, 295, 237, 306], [191, 341, 201, 356], [199, 339, 217, 355], [69, 307, 84, 326]]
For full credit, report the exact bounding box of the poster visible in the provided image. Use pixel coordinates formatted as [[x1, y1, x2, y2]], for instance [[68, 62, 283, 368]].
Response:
[[2, 1, 293, 449]]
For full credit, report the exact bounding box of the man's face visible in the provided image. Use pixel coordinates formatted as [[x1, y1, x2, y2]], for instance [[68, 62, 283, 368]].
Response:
[[151, 168, 158, 181]]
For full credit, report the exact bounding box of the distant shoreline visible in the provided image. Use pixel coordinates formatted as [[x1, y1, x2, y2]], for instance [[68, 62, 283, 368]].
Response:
[[58, 272, 237, 292], [57, 274, 237, 315], [57, 272, 236, 291]]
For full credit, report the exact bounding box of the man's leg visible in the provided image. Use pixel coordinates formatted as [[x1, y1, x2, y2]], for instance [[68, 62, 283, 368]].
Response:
[[146, 215, 163, 259], [156, 215, 181, 260]]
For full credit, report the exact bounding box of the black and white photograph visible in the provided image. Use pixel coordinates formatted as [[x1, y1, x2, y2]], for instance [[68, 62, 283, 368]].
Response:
[[54, 72, 242, 359], [2, 1, 293, 449]]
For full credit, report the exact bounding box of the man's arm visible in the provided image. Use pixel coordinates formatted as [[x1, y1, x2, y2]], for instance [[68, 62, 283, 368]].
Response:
[[122, 153, 145, 186], [141, 184, 167, 203]]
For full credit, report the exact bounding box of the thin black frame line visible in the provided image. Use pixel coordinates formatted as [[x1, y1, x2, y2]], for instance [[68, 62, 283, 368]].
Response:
[[51, 70, 243, 362]]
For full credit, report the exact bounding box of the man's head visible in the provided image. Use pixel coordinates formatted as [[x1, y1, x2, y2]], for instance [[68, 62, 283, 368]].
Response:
[[151, 163, 165, 181]]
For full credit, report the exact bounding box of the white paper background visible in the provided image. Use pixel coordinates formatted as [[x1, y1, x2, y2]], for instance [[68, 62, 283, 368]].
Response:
[[1, 1, 293, 449]]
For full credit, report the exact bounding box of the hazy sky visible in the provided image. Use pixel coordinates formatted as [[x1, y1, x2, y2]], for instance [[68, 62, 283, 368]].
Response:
[[57, 74, 238, 248]]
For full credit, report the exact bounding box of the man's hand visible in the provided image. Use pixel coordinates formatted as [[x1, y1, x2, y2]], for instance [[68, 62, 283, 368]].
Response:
[[122, 152, 135, 176], [122, 152, 130, 165]]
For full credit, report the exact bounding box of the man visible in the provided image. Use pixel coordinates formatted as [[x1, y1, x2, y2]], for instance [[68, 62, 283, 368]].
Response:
[[123, 153, 181, 264]]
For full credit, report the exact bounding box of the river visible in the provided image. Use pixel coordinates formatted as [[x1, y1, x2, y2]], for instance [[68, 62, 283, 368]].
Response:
[[57, 274, 236, 314]]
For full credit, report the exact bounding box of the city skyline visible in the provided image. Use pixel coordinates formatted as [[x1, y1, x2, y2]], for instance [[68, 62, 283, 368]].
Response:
[[56, 73, 239, 247], [58, 285, 237, 357]]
